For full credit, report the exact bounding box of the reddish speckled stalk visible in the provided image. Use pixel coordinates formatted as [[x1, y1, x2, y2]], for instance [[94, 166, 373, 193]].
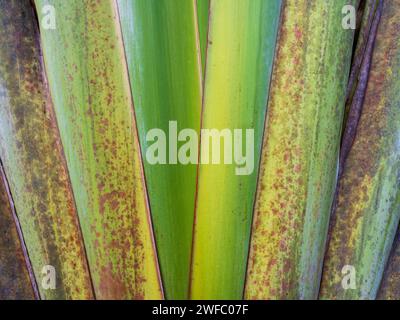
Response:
[[320, 0, 400, 300], [245, 0, 356, 300], [0, 0, 94, 300], [35, 0, 163, 299]]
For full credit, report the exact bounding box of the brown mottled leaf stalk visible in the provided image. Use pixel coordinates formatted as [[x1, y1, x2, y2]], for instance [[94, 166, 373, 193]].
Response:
[[378, 229, 400, 299], [0, 0, 94, 299], [320, 0, 400, 300], [0, 164, 37, 300]]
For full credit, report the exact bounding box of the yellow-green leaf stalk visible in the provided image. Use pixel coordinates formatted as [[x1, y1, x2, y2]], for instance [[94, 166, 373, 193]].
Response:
[[0, 0, 94, 299], [320, 0, 400, 300], [190, 0, 282, 299], [35, 0, 163, 299], [117, 0, 202, 299], [245, 0, 357, 300]]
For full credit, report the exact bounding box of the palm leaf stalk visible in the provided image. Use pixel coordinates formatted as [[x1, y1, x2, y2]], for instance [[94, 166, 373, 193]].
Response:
[[0, 164, 37, 299], [339, 0, 382, 176], [190, 0, 282, 299], [378, 228, 400, 299], [245, 0, 357, 300], [0, 0, 94, 299], [345, 0, 380, 119], [117, 0, 203, 299], [320, 0, 400, 300], [34, 0, 163, 299]]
